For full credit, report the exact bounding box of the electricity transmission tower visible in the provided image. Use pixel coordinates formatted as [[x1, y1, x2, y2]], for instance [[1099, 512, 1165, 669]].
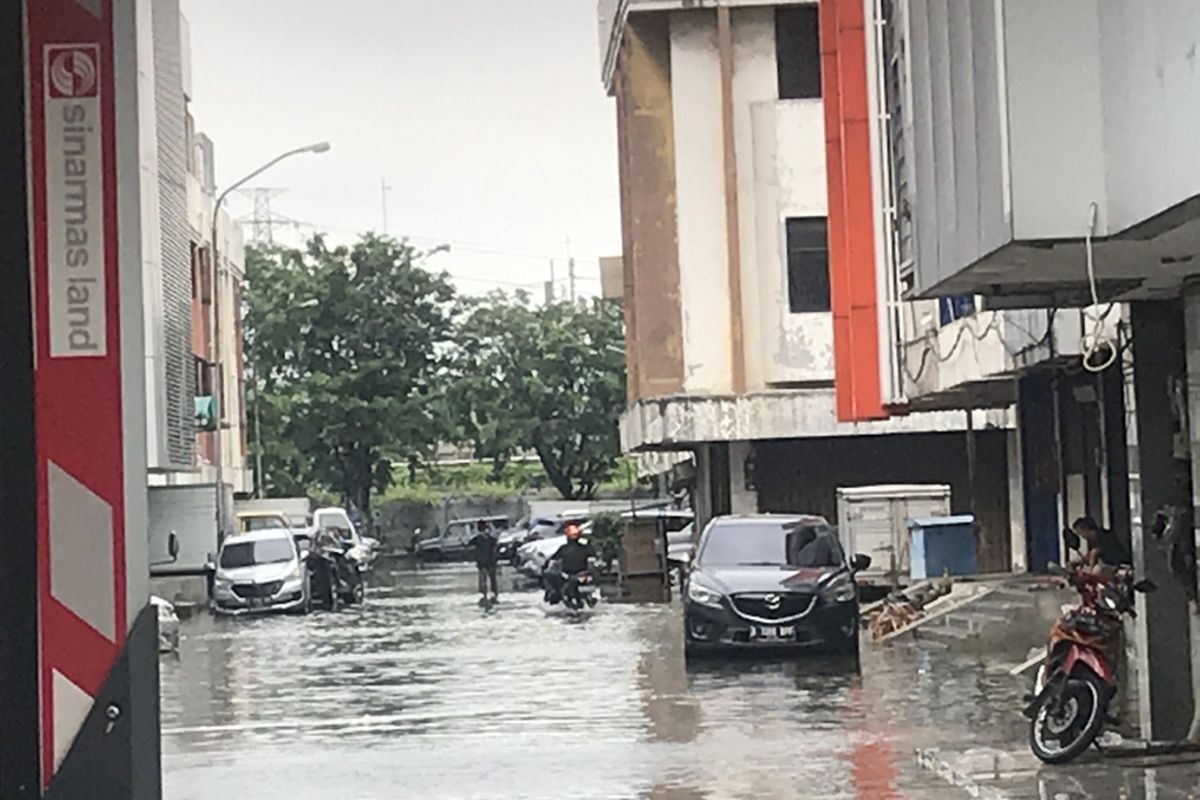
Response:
[[237, 187, 292, 245]]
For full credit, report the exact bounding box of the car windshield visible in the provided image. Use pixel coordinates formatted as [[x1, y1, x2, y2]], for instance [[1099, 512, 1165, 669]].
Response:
[[219, 538, 295, 569], [699, 520, 844, 568]]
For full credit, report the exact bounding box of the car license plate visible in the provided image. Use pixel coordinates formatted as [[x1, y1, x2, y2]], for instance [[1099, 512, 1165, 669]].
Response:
[[751, 625, 795, 641], [248, 597, 266, 609]]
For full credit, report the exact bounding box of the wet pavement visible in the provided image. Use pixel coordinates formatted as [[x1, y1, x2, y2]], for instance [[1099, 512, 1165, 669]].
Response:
[[162, 560, 1040, 799]]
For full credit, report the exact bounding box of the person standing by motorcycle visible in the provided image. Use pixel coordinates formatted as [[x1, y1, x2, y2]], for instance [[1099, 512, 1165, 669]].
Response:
[[543, 523, 595, 605], [468, 519, 500, 605], [1070, 516, 1132, 568]]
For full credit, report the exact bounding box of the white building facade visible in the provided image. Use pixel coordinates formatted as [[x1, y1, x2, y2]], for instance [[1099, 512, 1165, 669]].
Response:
[[600, 0, 1015, 569]]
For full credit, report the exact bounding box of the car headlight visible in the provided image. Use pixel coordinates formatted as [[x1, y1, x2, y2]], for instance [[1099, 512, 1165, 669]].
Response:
[[820, 572, 857, 604], [687, 577, 724, 608]]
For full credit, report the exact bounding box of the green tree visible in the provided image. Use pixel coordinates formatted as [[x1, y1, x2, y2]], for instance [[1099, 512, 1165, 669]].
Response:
[[449, 292, 627, 499], [245, 234, 456, 518]]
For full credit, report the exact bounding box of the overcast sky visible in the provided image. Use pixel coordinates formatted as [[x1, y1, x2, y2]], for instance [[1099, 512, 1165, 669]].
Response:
[[180, 0, 620, 297]]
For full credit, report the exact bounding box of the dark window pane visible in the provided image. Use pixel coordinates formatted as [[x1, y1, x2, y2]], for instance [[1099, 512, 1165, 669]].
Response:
[[938, 295, 976, 326], [786, 217, 830, 313], [776, 6, 822, 100]]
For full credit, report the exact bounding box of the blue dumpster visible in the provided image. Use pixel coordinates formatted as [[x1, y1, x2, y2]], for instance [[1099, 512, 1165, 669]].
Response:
[[908, 515, 976, 580]]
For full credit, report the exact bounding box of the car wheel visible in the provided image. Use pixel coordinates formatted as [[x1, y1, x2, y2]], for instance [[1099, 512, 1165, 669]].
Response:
[[353, 576, 366, 605]]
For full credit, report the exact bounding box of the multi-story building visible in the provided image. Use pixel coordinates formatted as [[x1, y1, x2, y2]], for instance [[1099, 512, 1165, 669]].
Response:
[[140, 2, 250, 506], [832, 0, 1200, 742], [597, 0, 1015, 571]]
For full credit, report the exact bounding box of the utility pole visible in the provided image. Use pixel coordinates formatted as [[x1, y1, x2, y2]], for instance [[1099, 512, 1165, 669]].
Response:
[[381, 177, 391, 234], [545, 259, 556, 305], [568, 257, 577, 303]]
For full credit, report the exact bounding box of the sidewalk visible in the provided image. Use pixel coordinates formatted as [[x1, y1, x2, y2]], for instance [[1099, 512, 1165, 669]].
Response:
[[917, 741, 1200, 799]]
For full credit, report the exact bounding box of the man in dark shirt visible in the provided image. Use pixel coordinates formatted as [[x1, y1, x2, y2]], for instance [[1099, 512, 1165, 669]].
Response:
[[1071, 516, 1132, 568], [468, 520, 500, 605], [543, 523, 595, 604]]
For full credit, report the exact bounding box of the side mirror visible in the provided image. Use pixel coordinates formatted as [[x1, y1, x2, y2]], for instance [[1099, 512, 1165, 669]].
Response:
[[167, 531, 180, 561], [1133, 579, 1157, 594], [204, 553, 216, 574], [850, 554, 871, 572]]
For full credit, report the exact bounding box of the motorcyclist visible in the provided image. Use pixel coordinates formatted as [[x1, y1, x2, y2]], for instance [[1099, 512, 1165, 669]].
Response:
[[467, 519, 500, 605], [543, 523, 595, 605], [1069, 516, 1132, 569]]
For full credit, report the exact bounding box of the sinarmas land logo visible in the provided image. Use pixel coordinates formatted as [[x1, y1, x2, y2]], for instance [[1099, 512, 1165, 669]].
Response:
[[48, 45, 98, 99]]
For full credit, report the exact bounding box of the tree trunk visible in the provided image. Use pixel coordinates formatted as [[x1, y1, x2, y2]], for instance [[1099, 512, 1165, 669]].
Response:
[[532, 430, 575, 499]]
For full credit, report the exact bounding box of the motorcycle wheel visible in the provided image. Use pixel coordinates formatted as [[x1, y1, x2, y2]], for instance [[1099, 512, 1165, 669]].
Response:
[[1028, 676, 1107, 764]]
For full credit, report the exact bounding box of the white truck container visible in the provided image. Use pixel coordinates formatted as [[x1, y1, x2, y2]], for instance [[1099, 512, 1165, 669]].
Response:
[[148, 483, 233, 575], [836, 484, 952, 589], [234, 496, 313, 530]]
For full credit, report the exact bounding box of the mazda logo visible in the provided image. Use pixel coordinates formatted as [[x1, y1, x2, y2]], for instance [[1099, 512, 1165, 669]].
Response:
[[764, 594, 782, 611]]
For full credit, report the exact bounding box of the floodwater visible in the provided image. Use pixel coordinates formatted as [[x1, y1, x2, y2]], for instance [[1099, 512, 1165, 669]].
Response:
[[161, 560, 1029, 800]]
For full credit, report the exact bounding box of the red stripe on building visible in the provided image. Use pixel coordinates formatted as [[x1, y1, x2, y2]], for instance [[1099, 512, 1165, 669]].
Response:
[[822, 0, 886, 422]]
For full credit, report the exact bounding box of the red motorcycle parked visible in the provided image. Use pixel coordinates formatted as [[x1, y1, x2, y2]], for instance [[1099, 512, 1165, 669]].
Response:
[[1023, 563, 1154, 763]]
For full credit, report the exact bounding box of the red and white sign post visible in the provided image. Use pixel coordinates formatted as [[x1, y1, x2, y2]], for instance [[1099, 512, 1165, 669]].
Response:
[[24, 1, 156, 793]]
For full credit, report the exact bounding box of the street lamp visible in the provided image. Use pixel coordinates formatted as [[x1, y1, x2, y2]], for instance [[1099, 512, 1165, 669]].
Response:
[[210, 141, 330, 532]]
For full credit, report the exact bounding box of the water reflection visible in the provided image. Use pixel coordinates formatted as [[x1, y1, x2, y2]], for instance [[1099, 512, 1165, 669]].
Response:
[[162, 560, 1022, 799]]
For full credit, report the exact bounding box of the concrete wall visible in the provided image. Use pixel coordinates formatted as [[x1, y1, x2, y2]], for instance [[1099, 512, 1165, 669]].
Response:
[[670, 13, 733, 393], [755, 429, 1013, 573], [770, 100, 832, 382], [895, 0, 1200, 293], [1099, 0, 1200, 234], [615, 14, 686, 403], [660, 7, 833, 393]]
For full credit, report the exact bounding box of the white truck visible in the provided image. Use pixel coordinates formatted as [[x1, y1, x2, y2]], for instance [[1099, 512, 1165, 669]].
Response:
[[234, 496, 312, 531], [836, 484, 951, 590], [148, 483, 233, 576]]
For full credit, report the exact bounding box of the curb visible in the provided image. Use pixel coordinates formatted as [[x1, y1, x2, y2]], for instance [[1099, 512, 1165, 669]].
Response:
[[915, 749, 1011, 800]]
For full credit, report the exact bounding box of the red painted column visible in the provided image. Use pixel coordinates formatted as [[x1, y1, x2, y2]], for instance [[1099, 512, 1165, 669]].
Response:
[[823, 0, 886, 422], [821, 0, 854, 421]]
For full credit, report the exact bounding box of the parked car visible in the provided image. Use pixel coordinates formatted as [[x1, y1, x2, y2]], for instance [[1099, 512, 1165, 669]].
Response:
[[416, 516, 508, 562], [152, 595, 180, 653], [515, 519, 595, 580], [682, 514, 870, 657], [497, 520, 532, 564], [209, 530, 310, 615]]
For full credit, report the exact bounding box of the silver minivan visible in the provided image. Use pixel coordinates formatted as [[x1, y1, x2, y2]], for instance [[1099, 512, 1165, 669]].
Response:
[[211, 530, 309, 615]]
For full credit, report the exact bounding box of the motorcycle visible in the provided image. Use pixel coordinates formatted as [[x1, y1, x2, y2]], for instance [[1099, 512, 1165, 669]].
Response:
[[307, 536, 365, 611], [1023, 562, 1154, 764], [564, 571, 599, 611], [543, 569, 599, 612]]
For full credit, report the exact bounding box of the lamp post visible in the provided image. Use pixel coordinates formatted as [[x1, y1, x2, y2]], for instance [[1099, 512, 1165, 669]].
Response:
[[210, 141, 330, 533]]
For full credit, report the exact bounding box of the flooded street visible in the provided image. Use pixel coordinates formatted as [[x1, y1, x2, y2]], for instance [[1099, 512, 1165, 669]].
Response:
[[162, 560, 1028, 800]]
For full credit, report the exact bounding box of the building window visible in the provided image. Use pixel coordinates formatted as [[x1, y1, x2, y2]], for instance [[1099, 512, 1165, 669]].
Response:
[[938, 295, 977, 326], [786, 217, 830, 313], [776, 6, 822, 100]]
